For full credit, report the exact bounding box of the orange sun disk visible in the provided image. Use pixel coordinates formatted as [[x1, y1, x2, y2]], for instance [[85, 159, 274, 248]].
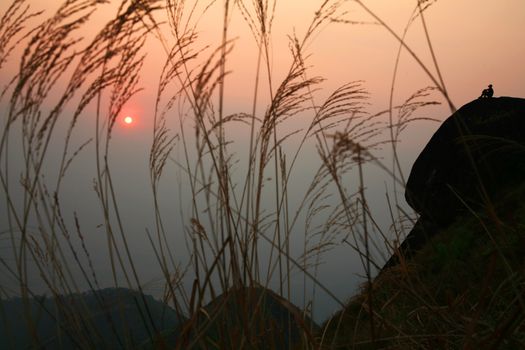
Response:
[[124, 116, 133, 124]]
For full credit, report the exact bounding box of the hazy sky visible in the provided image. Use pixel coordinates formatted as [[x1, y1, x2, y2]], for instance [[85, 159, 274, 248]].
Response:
[[1, 0, 524, 322]]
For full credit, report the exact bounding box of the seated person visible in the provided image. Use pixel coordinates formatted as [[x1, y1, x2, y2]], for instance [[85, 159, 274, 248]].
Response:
[[480, 84, 494, 98]]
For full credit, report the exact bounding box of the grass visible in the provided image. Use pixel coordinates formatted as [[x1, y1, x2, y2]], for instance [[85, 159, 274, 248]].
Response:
[[0, 0, 522, 349], [322, 183, 525, 349]]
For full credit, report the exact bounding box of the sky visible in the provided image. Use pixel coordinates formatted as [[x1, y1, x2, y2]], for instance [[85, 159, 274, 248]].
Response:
[[1, 0, 524, 323]]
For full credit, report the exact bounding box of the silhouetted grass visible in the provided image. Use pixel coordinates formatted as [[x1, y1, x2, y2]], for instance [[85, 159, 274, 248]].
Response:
[[1, 0, 522, 349], [322, 182, 525, 349]]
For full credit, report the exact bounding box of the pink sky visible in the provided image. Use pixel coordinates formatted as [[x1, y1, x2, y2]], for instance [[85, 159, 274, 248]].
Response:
[[2, 0, 523, 127], [181, 0, 525, 111], [149, 0, 525, 143]]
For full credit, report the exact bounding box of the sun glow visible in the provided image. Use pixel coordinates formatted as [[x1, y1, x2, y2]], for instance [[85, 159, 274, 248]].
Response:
[[124, 116, 133, 125]]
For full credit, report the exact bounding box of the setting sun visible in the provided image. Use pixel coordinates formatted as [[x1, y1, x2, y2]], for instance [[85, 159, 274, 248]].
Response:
[[124, 116, 133, 125]]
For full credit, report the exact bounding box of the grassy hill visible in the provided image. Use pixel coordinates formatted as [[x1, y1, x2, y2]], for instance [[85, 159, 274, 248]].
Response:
[[321, 184, 525, 349]]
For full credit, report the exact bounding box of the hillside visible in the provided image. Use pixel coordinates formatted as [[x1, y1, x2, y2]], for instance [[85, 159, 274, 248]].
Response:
[[323, 97, 525, 349], [323, 186, 525, 348], [141, 285, 320, 349]]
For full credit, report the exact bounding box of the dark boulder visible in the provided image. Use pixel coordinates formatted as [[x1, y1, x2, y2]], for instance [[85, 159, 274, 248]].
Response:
[[384, 97, 525, 269], [406, 96, 525, 225]]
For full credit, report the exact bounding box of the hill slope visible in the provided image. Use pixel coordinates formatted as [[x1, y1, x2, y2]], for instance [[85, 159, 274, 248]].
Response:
[[323, 97, 525, 349]]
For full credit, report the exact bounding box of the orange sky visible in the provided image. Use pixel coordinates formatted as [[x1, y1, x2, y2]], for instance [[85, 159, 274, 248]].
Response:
[[2, 0, 523, 127], [178, 0, 525, 111], [139, 0, 525, 145]]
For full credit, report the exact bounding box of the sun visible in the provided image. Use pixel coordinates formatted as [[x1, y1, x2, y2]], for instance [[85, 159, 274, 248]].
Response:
[[124, 116, 133, 125]]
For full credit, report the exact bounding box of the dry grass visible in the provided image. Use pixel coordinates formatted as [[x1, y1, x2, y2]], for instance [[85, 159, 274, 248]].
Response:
[[1, 0, 521, 349], [322, 185, 525, 349]]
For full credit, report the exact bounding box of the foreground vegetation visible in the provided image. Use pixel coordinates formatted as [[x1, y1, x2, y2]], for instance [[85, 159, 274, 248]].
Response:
[[1, 0, 522, 348], [323, 183, 525, 349]]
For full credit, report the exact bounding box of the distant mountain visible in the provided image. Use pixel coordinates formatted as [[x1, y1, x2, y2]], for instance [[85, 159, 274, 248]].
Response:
[[175, 286, 320, 349], [0, 288, 184, 349]]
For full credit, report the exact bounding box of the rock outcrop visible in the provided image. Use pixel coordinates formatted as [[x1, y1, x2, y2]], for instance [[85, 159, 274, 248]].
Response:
[[386, 97, 525, 268], [325, 97, 525, 348]]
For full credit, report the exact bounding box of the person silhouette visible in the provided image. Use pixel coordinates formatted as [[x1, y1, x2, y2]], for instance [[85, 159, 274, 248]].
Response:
[[480, 84, 494, 98]]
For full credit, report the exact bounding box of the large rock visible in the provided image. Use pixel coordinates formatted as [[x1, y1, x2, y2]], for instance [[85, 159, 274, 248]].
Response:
[[406, 96, 525, 225], [384, 97, 525, 269]]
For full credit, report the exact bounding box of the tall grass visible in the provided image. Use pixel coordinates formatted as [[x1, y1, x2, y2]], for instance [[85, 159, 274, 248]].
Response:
[[3, 0, 519, 349]]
